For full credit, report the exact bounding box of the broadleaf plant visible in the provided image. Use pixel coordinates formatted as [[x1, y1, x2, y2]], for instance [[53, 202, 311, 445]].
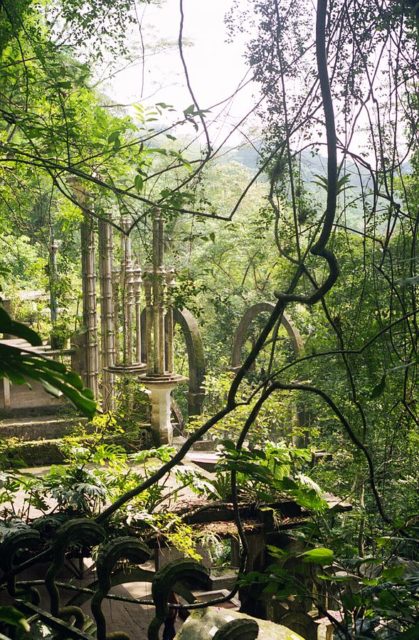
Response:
[[0, 307, 96, 418]]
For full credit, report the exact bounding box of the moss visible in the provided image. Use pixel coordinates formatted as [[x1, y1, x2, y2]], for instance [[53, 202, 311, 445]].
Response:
[[2, 426, 153, 469], [5, 439, 65, 467], [175, 607, 305, 640]]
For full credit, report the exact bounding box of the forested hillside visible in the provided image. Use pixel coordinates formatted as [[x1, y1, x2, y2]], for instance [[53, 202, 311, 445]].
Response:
[[0, 1, 417, 638]]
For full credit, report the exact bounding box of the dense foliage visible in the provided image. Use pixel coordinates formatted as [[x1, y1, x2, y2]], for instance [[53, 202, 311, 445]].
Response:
[[0, 0, 417, 638]]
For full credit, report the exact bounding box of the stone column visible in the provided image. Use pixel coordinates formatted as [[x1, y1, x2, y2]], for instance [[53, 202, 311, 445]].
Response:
[[49, 238, 59, 326], [104, 223, 146, 412], [146, 380, 181, 445], [80, 209, 99, 399], [165, 269, 176, 374], [140, 210, 186, 445], [144, 272, 154, 375], [98, 217, 115, 411], [121, 216, 134, 366], [68, 177, 99, 399], [133, 266, 143, 364], [112, 268, 120, 365]]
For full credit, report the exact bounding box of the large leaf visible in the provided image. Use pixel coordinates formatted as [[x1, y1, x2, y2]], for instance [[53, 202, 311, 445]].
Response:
[[0, 605, 30, 631], [300, 547, 334, 565], [0, 307, 41, 346], [0, 308, 96, 418]]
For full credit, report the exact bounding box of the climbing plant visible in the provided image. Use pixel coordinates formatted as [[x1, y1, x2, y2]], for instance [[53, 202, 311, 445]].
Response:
[[0, 0, 417, 638]]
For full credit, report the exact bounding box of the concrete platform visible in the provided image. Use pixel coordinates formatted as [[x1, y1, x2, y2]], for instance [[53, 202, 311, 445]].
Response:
[[185, 451, 220, 472], [0, 415, 85, 440]]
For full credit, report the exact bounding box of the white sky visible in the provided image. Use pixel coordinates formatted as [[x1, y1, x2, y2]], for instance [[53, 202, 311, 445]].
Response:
[[101, 0, 258, 144], [97, 1, 393, 164]]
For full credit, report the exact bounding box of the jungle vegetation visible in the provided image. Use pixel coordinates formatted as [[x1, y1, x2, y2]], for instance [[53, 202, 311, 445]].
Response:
[[0, 0, 417, 638]]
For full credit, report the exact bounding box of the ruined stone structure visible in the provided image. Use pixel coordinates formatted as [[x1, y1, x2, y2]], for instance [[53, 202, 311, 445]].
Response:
[[26, 187, 305, 447], [173, 308, 206, 416], [73, 205, 205, 445], [139, 211, 186, 444], [231, 302, 307, 443], [231, 302, 303, 369]]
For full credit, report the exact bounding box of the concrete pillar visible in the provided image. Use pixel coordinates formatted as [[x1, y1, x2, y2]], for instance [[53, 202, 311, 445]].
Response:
[[140, 210, 185, 444], [146, 380, 179, 445]]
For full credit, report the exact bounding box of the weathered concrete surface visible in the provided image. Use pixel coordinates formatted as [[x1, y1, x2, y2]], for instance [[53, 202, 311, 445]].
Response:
[[175, 607, 305, 640], [0, 415, 85, 440], [173, 308, 206, 415], [0, 378, 68, 413]]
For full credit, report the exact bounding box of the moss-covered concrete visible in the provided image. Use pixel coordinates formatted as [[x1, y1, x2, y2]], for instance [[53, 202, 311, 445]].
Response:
[[3, 426, 153, 468], [4, 438, 65, 466], [175, 607, 305, 640]]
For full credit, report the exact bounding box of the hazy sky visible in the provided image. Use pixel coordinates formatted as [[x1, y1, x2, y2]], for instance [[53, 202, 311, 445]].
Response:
[[95, 1, 391, 162], [103, 0, 257, 143]]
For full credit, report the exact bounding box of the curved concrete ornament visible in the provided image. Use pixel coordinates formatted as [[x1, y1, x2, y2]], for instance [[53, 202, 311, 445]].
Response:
[[175, 607, 305, 640]]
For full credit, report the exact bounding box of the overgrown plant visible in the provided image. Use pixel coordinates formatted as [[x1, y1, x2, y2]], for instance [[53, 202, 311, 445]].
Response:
[[0, 0, 417, 637]]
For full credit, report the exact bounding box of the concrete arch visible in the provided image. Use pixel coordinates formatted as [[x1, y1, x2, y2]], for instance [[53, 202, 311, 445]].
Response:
[[231, 302, 306, 442], [173, 308, 206, 416], [231, 302, 303, 370]]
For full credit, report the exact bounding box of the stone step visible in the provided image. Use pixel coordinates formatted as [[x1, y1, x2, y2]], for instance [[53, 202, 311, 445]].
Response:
[[3, 426, 153, 469], [0, 415, 87, 441], [6, 438, 65, 467], [185, 451, 219, 472], [172, 435, 186, 449]]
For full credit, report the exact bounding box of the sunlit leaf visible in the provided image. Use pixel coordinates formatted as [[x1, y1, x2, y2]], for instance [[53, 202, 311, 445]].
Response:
[[0, 606, 30, 631], [300, 547, 334, 565]]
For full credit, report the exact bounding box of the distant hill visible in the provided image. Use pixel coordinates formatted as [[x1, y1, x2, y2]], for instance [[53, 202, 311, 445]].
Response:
[[225, 144, 373, 186], [226, 144, 263, 170], [220, 144, 402, 229]]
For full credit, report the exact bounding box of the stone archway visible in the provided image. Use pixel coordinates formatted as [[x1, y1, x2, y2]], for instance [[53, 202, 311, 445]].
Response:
[[141, 308, 206, 417], [173, 308, 206, 416], [231, 302, 307, 440], [231, 302, 303, 369]]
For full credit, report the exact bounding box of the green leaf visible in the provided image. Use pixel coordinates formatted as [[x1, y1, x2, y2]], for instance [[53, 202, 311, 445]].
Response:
[[0, 605, 30, 631], [318, 573, 352, 583], [361, 577, 379, 586], [0, 313, 96, 418], [41, 379, 63, 398], [370, 374, 386, 399], [280, 476, 299, 491], [81, 387, 95, 400], [56, 80, 72, 89], [312, 173, 352, 195], [266, 545, 288, 559], [300, 547, 334, 565], [312, 174, 329, 191], [31, 356, 66, 374], [107, 130, 121, 150], [382, 564, 405, 580], [336, 174, 353, 194], [134, 174, 144, 192], [64, 370, 84, 390], [0, 307, 42, 346], [107, 130, 121, 143]]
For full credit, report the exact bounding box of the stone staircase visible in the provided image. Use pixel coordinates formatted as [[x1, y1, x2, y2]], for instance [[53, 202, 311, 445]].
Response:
[[0, 413, 87, 467], [172, 436, 219, 473]]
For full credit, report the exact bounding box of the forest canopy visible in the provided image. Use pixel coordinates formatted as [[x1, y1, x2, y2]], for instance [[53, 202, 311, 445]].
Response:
[[0, 0, 418, 638]]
